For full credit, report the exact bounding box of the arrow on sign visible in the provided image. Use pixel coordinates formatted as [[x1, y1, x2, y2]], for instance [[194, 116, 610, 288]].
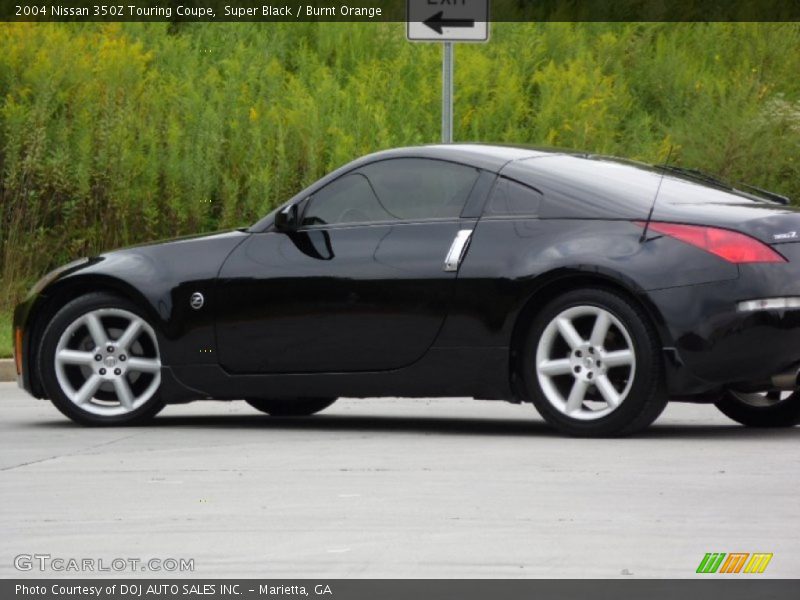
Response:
[[423, 11, 476, 35]]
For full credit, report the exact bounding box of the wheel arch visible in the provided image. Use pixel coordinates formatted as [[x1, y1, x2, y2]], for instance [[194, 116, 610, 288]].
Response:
[[507, 268, 673, 401], [24, 275, 160, 398]]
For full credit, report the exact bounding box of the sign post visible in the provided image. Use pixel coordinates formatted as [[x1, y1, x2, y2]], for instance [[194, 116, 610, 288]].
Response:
[[407, 1, 490, 144], [442, 41, 453, 143]]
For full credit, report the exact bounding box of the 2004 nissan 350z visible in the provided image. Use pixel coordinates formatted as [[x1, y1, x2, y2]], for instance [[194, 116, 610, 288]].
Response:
[[12, 145, 800, 436]]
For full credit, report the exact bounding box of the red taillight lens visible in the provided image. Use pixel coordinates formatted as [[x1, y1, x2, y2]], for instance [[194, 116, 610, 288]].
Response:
[[636, 221, 787, 264]]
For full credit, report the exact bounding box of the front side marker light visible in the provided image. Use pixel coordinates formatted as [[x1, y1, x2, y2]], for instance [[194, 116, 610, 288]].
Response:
[[737, 297, 800, 312], [14, 327, 23, 376]]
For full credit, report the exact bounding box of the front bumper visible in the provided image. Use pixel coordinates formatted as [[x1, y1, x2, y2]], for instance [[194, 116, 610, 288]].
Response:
[[13, 296, 40, 396]]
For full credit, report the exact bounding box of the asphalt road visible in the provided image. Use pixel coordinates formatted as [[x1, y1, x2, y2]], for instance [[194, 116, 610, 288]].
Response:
[[1, 382, 798, 579]]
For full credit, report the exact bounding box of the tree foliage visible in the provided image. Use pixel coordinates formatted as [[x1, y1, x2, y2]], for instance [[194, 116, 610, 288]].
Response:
[[2, 22, 800, 309]]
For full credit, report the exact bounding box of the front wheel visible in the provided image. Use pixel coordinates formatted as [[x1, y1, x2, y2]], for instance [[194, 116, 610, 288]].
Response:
[[245, 397, 337, 417], [521, 288, 667, 437], [715, 390, 800, 427], [39, 292, 165, 426]]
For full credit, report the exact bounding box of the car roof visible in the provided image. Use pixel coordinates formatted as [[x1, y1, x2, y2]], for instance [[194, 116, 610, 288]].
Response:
[[251, 143, 792, 232], [352, 146, 792, 219], [354, 143, 567, 171]]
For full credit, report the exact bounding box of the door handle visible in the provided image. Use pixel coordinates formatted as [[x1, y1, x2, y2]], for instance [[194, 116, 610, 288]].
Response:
[[443, 229, 473, 272]]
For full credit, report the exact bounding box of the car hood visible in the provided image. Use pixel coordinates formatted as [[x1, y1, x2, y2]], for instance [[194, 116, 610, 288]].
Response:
[[31, 230, 250, 298], [93, 229, 250, 277]]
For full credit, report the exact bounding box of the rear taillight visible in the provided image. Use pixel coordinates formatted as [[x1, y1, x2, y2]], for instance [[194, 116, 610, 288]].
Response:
[[636, 221, 787, 264]]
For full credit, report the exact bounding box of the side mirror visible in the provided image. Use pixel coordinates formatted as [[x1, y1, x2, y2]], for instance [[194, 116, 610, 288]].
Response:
[[275, 204, 299, 232]]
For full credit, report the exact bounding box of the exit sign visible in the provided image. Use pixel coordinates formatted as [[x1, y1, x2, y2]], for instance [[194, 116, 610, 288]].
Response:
[[407, 0, 490, 43]]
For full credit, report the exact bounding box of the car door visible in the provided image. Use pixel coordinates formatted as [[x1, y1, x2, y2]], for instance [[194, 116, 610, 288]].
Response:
[[215, 158, 483, 374]]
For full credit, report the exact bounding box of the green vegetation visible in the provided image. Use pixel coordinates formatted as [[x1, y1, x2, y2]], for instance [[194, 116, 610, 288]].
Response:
[[2, 21, 800, 336], [0, 310, 11, 358]]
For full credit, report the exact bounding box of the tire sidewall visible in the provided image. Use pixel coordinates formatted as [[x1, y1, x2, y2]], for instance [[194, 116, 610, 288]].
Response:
[[521, 288, 663, 437], [715, 391, 800, 428], [39, 292, 165, 426], [245, 397, 337, 417]]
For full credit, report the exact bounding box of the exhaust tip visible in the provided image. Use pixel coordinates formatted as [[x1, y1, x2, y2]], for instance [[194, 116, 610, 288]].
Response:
[[771, 366, 800, 390]]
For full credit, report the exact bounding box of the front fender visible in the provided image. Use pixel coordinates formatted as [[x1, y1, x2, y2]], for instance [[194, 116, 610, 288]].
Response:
[[16, 231, 249, 397]]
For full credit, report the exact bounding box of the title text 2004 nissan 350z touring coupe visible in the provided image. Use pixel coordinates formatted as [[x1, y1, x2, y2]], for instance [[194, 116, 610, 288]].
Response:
[[12, 145, 800, 436]]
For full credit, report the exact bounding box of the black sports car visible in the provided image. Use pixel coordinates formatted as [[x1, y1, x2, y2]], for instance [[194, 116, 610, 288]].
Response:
[[12, 144, 800, 436]]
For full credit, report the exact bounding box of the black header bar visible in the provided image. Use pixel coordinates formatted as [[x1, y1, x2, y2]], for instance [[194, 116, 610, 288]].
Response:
[[4, 579, 800, 600], [4, 0, 800, 23]]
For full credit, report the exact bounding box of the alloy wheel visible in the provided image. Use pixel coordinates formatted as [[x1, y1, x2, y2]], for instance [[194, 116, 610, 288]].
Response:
[[535, 305, 636, 421], [54, 308, 161, 417], [730, 390, 793, 408]]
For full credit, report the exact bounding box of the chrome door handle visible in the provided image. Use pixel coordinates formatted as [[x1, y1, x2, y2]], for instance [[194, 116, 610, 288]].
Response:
[[443, 229, 473, 272]]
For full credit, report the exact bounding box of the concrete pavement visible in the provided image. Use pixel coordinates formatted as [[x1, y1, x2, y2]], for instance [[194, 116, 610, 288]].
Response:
[[0, 359, 15, 382], [1, 383, 798, 578]]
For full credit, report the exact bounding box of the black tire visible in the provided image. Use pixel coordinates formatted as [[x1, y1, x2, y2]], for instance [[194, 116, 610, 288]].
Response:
[[520, 288, 667, 437], [38, 292, 165, 426], [245, 397, 337, 417], [715, 390, 800, 428]]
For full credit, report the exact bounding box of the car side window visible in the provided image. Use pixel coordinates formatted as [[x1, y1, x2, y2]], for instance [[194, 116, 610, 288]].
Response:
[[485, 178, 543, 216], [361, 158, 480, 221], [300, 173, 393, 227]]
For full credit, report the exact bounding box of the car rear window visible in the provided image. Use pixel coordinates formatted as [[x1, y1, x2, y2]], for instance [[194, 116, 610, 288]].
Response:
[[484, 178, 543, 217]]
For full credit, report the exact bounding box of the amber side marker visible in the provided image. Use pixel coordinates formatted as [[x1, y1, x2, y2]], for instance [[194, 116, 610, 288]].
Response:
[[14, 327, 23, 376]]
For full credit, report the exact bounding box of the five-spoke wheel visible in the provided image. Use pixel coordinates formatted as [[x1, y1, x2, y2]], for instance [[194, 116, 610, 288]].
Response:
[[40, 293, 164, 425]]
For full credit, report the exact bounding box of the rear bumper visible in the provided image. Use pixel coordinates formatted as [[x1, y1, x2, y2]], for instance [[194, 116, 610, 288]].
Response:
[[650, 257, 800, 395]]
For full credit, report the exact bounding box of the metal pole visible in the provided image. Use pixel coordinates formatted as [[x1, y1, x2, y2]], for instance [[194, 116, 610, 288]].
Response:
[[442, 41, 453, 143]]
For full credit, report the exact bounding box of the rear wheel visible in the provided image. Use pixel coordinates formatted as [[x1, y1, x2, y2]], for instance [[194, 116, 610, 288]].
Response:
[[245, 397, 337, 417], [521, 288, 667, 437], [715, 390, 800, 427], [39, 292, 164, 426]]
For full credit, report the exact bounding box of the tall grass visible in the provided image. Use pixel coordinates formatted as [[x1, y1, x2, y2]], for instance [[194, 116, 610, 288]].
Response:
[[1, 22, 800, 312], [0, 309, 11, 358]]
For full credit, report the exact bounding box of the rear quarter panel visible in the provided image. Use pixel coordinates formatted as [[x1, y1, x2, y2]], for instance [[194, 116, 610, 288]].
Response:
[[437, 218, 739, 348]]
